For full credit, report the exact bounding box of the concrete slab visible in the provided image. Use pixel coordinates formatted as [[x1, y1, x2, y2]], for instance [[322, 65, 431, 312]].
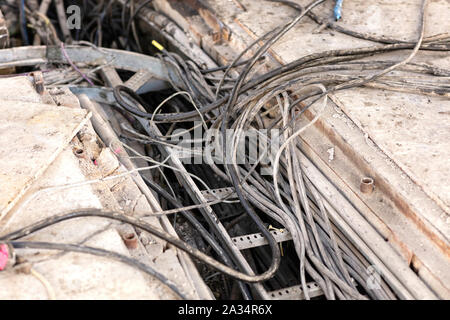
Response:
[[0, 99, 89, 219]]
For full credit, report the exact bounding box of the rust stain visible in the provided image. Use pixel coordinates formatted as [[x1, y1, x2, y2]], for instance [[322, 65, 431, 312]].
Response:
[[168, 0, 231, 42]]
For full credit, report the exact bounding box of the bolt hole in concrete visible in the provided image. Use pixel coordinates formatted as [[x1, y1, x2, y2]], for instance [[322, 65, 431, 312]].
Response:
[[73, 148, 84, 157]]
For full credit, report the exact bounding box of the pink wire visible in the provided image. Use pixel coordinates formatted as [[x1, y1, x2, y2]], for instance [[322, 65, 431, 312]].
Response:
[[60, 42, 94, 86], [0, 244, 9, 271]]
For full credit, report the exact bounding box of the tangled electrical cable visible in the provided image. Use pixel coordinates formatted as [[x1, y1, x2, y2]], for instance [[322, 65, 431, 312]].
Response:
[[112, 0, 449, 300], [3, 0, 450, 300], [0, 209, 284, 293]]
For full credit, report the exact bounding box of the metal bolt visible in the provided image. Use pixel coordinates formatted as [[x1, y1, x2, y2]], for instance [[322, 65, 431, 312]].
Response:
[[122, 233, 138, 249], [360, 177, 374, 194]]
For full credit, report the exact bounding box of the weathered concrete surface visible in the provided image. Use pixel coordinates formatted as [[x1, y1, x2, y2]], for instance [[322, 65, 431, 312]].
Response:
[[0, 228, 162, 300], [0, 142, 169, 299], [0, 76, 210, 299], [333, 89, 450, 217], [0, 77, 90, 219], [0, 141, 197, 299]]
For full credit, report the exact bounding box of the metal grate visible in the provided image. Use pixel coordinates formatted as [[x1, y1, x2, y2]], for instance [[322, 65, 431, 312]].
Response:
[[231, 229, 293, 250], [200, 187, 237, 201], [268, 283, 323, 300]]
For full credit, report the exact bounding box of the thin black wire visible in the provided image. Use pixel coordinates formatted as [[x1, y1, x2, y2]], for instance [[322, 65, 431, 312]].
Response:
[[9, 240, 187, 299], [220, 0, 330, 299], [125, 0, 154, 50], [0, 209, 280, 283], [141, 175, 252, 299]]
